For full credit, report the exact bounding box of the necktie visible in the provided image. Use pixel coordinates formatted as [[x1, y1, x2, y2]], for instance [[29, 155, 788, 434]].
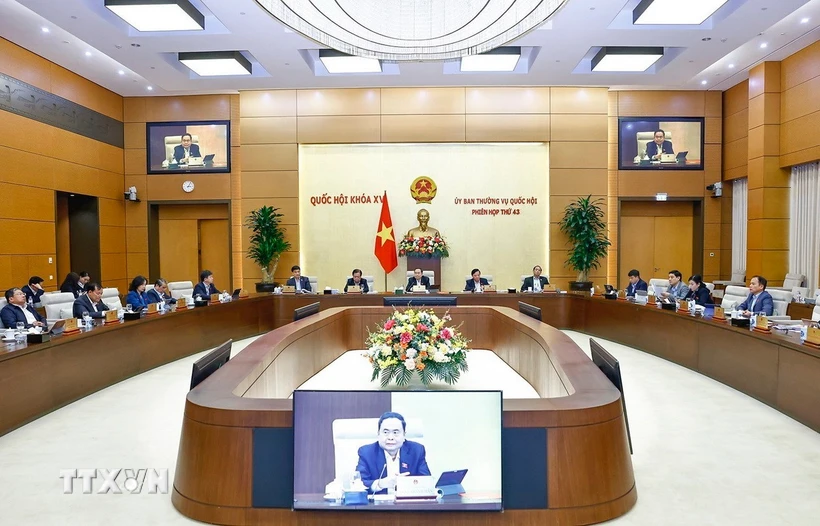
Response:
[[750, 295, 757, 312]]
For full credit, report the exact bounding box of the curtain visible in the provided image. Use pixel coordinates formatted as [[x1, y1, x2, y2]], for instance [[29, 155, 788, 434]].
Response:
[[789, 162, 820, 291], [732, 178, 748, 277]]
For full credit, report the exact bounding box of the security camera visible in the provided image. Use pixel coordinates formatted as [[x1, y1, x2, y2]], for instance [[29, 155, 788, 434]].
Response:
[[706, 184, 715, 191], [124, 186, 138, 201], [707, 182, 722, 197]]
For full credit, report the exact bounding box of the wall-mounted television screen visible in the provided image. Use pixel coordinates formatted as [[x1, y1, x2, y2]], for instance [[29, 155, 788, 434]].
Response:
[[618, 117, 704, 170], [292, 390, 502, 511], [146, 120, 230, 174]]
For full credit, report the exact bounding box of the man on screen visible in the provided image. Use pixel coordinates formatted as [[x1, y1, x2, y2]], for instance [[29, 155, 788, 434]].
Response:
[[356, 412, 431, 494], [645, 129, 674, 160], [173, 133, 201, 162]]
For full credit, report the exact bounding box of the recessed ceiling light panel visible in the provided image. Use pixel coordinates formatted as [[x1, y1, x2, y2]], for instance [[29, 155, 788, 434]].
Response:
[[318, 49, 382, 73], [633, 0, 729, 25], [104, 0, 205, 31], [460, 47, 521, 72], [179, 51, 253, 76], [591, 46, 664, 72]]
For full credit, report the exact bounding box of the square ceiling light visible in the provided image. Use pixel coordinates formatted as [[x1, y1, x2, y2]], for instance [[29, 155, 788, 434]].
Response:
[[104, 0, 205, 31], [591, 46, 664, 72], [633, 0, 729, 25], [318, 50, 382, 73], [179, 51, 252, 76], [460, 47, 521, 72]]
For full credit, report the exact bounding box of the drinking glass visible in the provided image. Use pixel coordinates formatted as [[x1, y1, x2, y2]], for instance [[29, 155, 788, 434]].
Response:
[[14, 331, 26, 344], [82, 311, 91, 327], [16, 322, 25, 332]]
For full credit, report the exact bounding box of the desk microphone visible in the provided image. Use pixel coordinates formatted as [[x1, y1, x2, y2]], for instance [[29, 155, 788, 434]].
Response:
[[374, 462, 387, 492]]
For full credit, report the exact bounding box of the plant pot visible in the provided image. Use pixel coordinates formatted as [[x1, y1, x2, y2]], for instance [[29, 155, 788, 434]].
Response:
[[569, 281, 593, 292], [255, 282, 279, 293]]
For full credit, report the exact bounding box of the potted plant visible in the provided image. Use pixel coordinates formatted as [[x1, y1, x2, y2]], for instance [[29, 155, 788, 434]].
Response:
[[558, 195, 611, 291], [245, 206, 291, 293]]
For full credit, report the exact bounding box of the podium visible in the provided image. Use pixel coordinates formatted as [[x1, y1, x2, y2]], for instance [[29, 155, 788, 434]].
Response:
[[406, 256, 441, 287]]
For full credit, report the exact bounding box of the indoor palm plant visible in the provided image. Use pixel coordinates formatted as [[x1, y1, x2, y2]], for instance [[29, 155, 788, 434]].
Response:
[[558, 195, 611, 291], [245, 206, 291, 292]]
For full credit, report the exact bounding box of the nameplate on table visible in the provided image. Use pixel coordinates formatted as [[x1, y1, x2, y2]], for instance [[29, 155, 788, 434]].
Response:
[[63, 317, 80, 334], [104, 310, 119, 323], [543, 285, 557, 293], [176, 300, 187, 310], [677, 299, 688, 312], [281, 285, 296, 293], [411, 285, 427, 293], [210, 293, 220, 304], [752, 314, 771, 333], [712, 306, 726, 320], [482, 285, 497, 293], [146, 303, 158, 316], [804, 327, 820, 348], [347, 285, 362, 294]]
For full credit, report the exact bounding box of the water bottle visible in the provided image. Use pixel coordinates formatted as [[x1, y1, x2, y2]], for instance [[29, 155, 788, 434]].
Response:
[[796, 290, 803, 304], [27, 296, 34, 309]]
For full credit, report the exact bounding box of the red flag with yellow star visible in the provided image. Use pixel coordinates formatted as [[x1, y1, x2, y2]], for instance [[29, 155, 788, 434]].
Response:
[[374, 191, 398, 273]]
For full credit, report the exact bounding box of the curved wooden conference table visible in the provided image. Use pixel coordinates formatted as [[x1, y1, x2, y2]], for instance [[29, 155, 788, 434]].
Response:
[[1, 292, 818, 524]]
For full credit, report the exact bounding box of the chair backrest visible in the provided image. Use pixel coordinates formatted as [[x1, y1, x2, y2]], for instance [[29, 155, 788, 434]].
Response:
[[813, 305, 820, 322], [721, 285, 749, 310], [704, 282, 715, 293], [305, 276, 319, 292], [347, 276, 375, 292], [791, 286, 809, 300], [464, 275, 493, 285], [731, 269, 745, 283], [40, 292, 77, 321], [168, 281, 194, 300], [405, 270, 435, 286], [648, 278, 668, 295], [164, 134, 199, 160], [102, 288, 122, 310], [768, 289, 793, 317], [0, 298, 6, 328], [783, 273, 805, 289], [636, 131, 672, 155], [331, 418, 424, 483]]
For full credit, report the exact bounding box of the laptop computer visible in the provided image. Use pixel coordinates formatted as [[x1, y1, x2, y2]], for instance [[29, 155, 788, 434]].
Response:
[[203, 153, 215, 163], [676, 151, 689, 163], [435, 469, 468, 496], [47, 319, 66, 335], [231, 288, 242, 299]]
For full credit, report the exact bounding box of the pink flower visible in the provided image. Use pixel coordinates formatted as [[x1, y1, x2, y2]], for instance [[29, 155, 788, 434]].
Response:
[[440, 328, 452, 340], [384, 319, 396, 330], [400, 332, 412, 344], [416, 323, 429, 332]]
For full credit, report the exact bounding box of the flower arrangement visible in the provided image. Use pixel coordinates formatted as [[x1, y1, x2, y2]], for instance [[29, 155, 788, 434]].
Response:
[[398, 235, 449, 259], [364, 308, 470, 387]]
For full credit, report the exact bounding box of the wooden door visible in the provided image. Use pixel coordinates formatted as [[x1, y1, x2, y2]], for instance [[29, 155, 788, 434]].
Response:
[[198, 219, 230, 291], [620, 216, 655, 285], [159, 219, 199, 283], [654, 216, 693, 280]]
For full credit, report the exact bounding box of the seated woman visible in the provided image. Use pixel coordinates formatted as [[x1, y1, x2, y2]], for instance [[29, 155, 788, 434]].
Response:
[[125, 275, 149, 310], [59, 272, 83, 298], [684, 274, 712, 306]]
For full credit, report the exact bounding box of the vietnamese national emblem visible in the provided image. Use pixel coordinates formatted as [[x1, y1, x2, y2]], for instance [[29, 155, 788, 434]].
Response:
[[410, 176, 437, 204]]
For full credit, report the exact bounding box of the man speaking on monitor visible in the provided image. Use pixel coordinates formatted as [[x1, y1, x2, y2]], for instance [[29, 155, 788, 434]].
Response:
[[645, 129, 674, 160], [173, 133, 201, 162], [356, 411, 431, 494]]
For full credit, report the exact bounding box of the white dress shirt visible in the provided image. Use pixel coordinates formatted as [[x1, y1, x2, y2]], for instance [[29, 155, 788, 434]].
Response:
[[295, 278, 302, 291], [14, 304, 36, 325], [532, 276, 542, 291]]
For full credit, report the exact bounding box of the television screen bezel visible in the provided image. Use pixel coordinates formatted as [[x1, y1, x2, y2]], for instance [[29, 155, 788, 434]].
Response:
[[291, 389, 504, 512], [190, 339, 232, 390], [617, 116, 705, 171], [589, 339, 632, 454], [383, 296, 457, 307], [146, 119, 232, 175]]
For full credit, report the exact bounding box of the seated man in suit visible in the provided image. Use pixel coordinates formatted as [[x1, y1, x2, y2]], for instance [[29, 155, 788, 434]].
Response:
[[173, 133, 200, 162], [737, 275, 774, 317], [464, 268, 489, 293], [645, 129, 674, 160], [146, 278, 176, 305], [1, 288, 45, 329], [521, 265, 549, 292], [405, 268, 431, 292], [344, 268, 369, 293], [660, 270, 689, 301], [684, 274, 712, 306], [286, 265, 312, 293], [22, 276, 45, 305], [356, 412, 431, 494], [193, 270, 219, 299], [626, 269, 648, 297], [72, 282, 110, 319]]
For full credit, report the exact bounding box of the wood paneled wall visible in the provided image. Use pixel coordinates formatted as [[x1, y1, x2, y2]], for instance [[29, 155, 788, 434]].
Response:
[[0, 38, 124, 292], [240, 87, 608, 291], [780, 40, 820, 167], [122, 95, 241, 288], [723, 81, 749, 181], [608, 91, 723, 285]]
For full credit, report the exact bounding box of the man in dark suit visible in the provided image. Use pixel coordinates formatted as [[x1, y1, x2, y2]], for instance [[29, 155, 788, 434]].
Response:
[[146, 278, 176, 305], [405, 268, 431, 292], [72, 282, 110, 319], [22, 276, 45, 305], [626, 269, 648, 297], [286, 265, 312, 293], [737, 275, 774, 316], [344, 268, 369, 293], [356, 412, 431, 494], [464, 268, 489, 292], [521, 265, 549, 292], [173, 133, 201, 162], [645, 129, 674, 160], [193, 270, 220, 299], [1, 288, 45, 329]]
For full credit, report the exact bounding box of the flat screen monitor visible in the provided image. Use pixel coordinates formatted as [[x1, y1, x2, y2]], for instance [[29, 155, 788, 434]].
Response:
[[146, 120, 231, 174], [589, 339, 633, 454], [190, 339, 232, 390], [292, 390, 503, 511], [518, 302, 542, 321], [294, 302, 320, 322], [618, 117, 704, 170], [383, 296, 457, 308]]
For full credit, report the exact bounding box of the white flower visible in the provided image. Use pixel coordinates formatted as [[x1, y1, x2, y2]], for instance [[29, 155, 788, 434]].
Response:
[[380, 346, 392, 357], [438, 343, 450, 354], [404, 358, 417, 370], [406, 348, 417, 359], [418, 342, 429, 352], [433, 351, 450, 363]]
